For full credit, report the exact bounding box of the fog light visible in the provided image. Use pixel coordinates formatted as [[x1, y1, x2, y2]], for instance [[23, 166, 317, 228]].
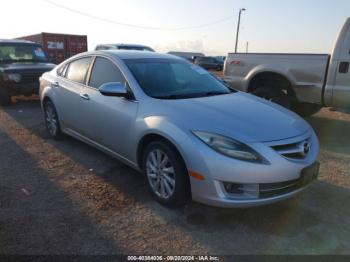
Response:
[[223, 182, 244, 194], [223, 182, 259, 199]]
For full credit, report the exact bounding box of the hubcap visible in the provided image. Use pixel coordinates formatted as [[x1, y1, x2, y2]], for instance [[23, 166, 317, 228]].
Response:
[[45, 103, 58, 136], [146, 149, 175, 199]]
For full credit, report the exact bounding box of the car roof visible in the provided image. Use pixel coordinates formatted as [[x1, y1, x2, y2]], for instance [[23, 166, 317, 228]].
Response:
[[0, 39, 39, 45], [98, 43, 151, 48], [93, 50, 183, 60]]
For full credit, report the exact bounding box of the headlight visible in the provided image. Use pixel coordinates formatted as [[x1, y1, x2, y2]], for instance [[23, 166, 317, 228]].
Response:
[[193, 131, 268, 163], [3, 73, 21, 83]]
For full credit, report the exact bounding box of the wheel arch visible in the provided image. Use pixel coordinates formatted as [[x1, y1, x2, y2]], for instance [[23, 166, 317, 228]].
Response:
[[40, 86, 55, 108], [247, 71, 296, 98], [137, 133, 186, 170], [137, 132, 192, 198]]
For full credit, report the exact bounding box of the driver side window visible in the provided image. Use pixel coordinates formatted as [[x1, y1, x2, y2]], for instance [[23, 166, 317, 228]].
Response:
[[89, 57, 126, 89]]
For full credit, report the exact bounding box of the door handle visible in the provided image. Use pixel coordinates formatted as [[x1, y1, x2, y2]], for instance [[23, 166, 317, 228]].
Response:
[[80, 94, 90, 100], [52, 82, 60, 88], [339, 62, 349, 74]]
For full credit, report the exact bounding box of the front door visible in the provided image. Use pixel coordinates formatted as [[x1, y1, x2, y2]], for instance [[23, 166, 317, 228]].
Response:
[[80, 56, 138, 159], [331, 22, 350, 108]]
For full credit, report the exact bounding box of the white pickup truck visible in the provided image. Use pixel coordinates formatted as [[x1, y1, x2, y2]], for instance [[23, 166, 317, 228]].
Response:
[[223, 18, 350, 116]]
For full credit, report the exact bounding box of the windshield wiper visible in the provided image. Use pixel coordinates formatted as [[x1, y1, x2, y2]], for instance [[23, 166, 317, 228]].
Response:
[[154, 91, 230, 100], [202, 91, 230, 97], [153, 94, 196, 99]]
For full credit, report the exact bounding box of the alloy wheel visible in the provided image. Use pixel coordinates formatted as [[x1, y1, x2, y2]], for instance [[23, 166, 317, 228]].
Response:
[[45, 102, 58, 137], [146, 149, 176, 199]]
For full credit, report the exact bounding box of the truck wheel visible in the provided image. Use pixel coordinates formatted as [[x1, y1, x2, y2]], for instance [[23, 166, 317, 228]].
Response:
[[292, 102, 322, 117], [0, 87, 12, 106], [252, 87, 291, 109]]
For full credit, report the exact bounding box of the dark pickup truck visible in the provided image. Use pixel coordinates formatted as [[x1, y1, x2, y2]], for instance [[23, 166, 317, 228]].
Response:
[[0, 39, 55, 105]]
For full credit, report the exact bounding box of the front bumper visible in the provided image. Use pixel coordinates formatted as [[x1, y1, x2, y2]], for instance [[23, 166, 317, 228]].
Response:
[[4, 82, 39, 96], [181, 130, 319, 208]]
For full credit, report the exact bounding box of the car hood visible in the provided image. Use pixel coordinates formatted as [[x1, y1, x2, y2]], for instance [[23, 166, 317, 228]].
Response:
[[154, 92, 310, 143], [0, 62, 55, 73]]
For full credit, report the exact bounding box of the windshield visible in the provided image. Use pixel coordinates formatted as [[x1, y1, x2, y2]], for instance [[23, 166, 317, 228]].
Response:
[[0, 44, 48, 63], [124, 58, 233, 99], [118, 46, 154, 52]]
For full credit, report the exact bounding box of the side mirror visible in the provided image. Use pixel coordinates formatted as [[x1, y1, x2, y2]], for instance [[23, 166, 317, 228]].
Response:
[[99, 82, 128, 97]]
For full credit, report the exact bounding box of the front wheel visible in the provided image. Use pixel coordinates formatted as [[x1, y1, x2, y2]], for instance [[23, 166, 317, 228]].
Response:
[[143, 141, 190, 207], [216, 65, 223, 71], [44, 100, 63, 140]]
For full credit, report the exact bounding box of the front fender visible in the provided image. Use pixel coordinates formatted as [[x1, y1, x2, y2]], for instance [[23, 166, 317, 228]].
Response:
[[39, 84, 58, 109], [135, 115, 190, 165]]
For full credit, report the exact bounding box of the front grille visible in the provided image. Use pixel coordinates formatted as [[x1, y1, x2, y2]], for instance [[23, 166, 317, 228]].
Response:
[[259, 179, 300, 198], [21, 73, 43, 84], [271, 138, 311, 160]]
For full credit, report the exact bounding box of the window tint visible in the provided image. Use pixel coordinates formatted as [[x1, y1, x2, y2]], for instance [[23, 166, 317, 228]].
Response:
[[89, 57, 125, 89], [66, 57, 93, 84], [0, 44, 48, 62], [96, 45, 110, 50], [117, 46, 154, 52], [197, 57, 211, 62], [57, 65, 64, 76], [57, 63, 68, 77], [125, 58, 232, 99]]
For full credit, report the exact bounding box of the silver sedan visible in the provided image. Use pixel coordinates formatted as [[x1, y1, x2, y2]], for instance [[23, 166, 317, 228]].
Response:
[[39, 51, 320, 208]]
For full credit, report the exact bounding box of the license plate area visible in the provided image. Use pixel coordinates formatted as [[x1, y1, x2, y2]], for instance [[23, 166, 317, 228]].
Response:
[[300, 162, 320, 186]]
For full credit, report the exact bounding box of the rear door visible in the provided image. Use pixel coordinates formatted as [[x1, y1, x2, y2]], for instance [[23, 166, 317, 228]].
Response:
[[331, 21, 350, 108], [55, 56, 93, 135]]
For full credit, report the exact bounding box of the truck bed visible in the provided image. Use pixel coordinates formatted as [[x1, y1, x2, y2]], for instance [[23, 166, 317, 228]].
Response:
[[223, 53, 330, 104]]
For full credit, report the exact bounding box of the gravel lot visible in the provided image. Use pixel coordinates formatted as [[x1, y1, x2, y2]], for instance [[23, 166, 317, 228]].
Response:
[[0, 97, 349, 255]]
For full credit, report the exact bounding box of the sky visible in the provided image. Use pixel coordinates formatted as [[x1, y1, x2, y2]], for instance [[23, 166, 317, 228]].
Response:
[[2, 0, 349, 55]]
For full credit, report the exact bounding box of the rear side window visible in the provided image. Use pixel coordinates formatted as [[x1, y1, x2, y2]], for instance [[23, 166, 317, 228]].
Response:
[[66, 57, 93, 84], [89, 57, 126, 89], [96, 45, 109, 50], [196, 57, 211, 62], [57, 63, 68, 77]]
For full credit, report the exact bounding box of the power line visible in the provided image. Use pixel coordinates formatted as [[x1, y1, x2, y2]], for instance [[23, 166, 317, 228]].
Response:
[[42, 0, 234, 31]]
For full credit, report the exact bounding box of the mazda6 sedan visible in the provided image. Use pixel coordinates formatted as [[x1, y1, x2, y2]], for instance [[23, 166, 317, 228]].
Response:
[[39, 50, 320, 208]]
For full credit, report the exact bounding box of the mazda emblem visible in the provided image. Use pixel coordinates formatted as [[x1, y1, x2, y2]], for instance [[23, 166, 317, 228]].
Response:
[[303, 142, 311, 155]]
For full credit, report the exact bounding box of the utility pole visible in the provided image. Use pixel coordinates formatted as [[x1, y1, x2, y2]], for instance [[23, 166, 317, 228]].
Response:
[[246, 41, 249, 53], [235, 8, 246, 53]]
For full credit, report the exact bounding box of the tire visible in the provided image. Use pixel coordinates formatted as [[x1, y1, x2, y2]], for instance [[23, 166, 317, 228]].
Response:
[[292, 102, 322, 117], [142, 140, 190, 207], [0, 87, 12, 106], [252, 86, 291, 109], [43, 99, 63, 140]]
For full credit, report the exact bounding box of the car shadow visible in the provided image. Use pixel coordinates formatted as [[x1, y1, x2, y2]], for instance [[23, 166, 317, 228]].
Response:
[[306, 115, 350, 155], [0, 131, 122, 255]]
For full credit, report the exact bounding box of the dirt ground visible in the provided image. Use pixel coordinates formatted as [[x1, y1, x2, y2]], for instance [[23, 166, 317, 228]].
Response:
[[0, 97, 349, 255]]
